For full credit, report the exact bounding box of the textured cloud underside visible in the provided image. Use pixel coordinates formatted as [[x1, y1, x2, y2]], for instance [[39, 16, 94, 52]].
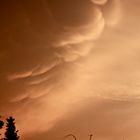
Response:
[[0, 0, 123, 134]]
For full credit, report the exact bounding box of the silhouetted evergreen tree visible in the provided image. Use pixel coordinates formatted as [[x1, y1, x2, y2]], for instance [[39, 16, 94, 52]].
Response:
[[4, 117, 19, 140]]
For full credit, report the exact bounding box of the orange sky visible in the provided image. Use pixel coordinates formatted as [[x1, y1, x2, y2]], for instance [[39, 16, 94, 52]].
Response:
[[0, 0, 140, 140]]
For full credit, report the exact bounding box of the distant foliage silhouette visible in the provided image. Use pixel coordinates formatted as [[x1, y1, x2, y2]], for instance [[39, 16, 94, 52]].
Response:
[[0, 117, 4, 137], [3, 117, 19, 140], [0, 120, 4, 129]]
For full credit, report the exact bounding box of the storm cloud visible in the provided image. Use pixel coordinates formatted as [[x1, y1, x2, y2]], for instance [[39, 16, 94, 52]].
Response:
[[0, 0, 122, 136]]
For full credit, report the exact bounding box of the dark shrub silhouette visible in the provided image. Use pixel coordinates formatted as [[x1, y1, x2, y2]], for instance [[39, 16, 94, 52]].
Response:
[[4, 117, 19, 140], [0, 118, 4, 137], [0, 120, 4, 129]]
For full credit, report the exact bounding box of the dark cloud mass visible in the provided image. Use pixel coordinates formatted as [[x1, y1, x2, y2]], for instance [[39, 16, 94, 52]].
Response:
[[0, 0, 120, 100], [0, 0, 124, 137]]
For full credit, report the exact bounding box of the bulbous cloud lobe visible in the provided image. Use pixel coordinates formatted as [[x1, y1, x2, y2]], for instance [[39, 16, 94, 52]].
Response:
[[0, 0, 121, 134]]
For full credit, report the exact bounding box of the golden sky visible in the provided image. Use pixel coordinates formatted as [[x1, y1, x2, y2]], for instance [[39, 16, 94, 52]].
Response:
[[0, 0, 140, 140]]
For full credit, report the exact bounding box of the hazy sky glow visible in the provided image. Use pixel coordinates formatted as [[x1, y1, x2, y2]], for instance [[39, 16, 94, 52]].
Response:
[[0, 0, 140, 140]]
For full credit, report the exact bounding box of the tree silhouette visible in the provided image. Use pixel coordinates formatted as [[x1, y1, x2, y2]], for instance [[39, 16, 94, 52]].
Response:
[[0, 120, 4, 129], [3, 117, 19, 140], [0, 117, 4, 137]]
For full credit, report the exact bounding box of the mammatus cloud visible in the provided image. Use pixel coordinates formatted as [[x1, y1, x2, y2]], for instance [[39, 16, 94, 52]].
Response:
[[0, 0, 121, 136]]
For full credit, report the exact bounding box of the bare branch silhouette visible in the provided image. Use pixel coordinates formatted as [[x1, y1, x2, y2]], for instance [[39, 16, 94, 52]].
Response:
[[64, 134, 77, 140], [89, 134, 93, 140]]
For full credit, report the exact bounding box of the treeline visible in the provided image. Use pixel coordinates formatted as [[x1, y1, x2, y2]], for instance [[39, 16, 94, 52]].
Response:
[[0, 116, 20, 140]]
